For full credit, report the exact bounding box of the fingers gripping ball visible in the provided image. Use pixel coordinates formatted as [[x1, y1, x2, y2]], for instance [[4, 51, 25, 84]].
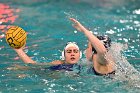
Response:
[[6, 26, 27, 49]]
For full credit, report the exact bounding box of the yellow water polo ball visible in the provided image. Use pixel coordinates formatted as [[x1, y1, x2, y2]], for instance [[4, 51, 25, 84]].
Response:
[[5, 26, 27, 49]]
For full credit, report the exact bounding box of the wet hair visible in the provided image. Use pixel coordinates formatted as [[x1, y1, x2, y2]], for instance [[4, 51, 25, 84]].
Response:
[[92, 36, 111, 54]]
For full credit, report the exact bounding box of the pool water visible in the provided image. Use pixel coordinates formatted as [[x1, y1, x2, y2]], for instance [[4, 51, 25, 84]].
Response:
[[0, 0, 140, 93]]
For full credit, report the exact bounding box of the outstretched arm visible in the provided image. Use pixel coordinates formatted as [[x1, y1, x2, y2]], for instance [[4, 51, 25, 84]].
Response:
[[14, 48, 36, 64], [70, 18, 107, 64], [14, 48, 63, 66]]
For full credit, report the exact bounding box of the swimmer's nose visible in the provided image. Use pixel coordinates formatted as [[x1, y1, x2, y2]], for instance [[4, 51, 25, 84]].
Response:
[[71, 53, 75, 56]]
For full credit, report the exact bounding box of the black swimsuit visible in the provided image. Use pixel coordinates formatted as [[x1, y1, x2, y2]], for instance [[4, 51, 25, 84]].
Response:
[[92, 67, 115, 76]]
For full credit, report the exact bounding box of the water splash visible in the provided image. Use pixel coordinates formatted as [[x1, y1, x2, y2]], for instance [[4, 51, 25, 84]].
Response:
[[133, 9, 140, 14], [109, 42, 140, 88], [64, 11, 78, 19]]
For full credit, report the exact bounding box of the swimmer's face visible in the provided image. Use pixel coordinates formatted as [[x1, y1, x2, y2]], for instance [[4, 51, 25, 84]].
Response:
[[64, 46, 80, 64]]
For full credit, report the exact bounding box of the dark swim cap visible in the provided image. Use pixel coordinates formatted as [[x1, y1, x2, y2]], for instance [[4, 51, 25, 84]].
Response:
[[92, 36, 111, 54]]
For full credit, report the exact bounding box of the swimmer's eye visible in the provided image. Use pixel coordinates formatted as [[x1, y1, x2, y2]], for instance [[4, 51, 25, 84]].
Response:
[[66, 49, 79, 53], [66, 50, 72, 53], [73, 49, 79, 53]]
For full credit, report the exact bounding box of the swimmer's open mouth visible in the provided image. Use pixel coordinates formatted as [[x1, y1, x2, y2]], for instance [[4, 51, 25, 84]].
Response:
[[71, 57, 75, 60]]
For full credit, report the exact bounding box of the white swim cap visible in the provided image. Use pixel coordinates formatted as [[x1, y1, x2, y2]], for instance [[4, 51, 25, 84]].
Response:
[[64, 42, 79, 50], [61, 42, 82, 60]]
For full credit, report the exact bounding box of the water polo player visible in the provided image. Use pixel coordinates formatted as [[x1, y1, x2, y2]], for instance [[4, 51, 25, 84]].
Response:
[[13, 42, 82, 71], [70, 18, 115, 76]]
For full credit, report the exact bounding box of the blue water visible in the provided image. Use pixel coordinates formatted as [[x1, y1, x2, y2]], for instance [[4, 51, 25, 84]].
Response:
[[0, 0, 140, 93]]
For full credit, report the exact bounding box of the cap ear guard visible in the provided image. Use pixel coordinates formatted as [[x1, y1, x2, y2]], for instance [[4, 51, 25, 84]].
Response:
[[80, 51, 82, 59], [61, 50, 65, 60], [61, 50, 82, 60]]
